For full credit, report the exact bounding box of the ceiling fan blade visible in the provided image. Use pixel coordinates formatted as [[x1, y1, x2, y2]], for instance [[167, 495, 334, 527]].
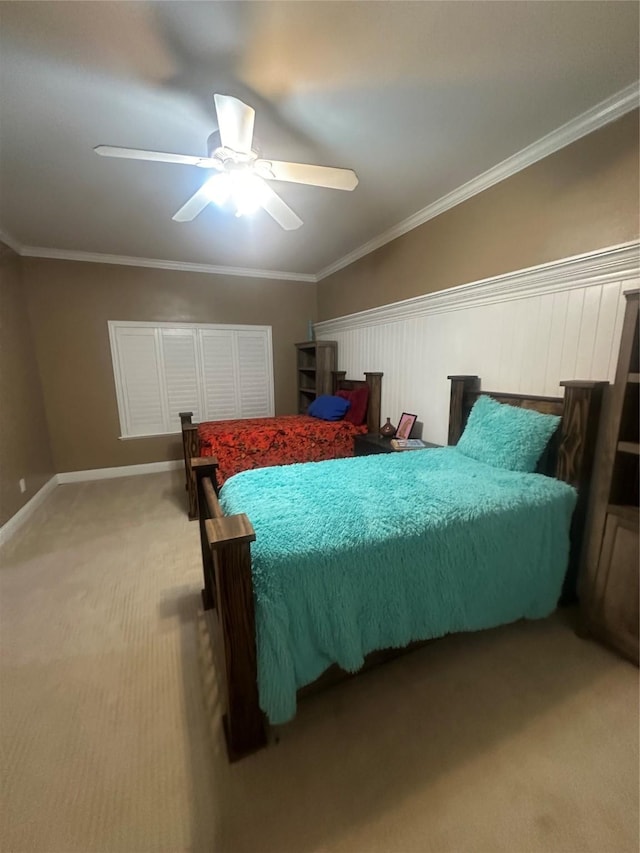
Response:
[[258, 180, 303, 231], [257, 160, 358, 191], [94, 145, 221, 169], [171, 181, 215, 222], [214, 94, 255, 154]]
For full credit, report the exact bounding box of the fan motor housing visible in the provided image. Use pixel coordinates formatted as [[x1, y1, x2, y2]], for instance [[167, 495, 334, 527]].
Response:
[[207, 131, 259, 167]]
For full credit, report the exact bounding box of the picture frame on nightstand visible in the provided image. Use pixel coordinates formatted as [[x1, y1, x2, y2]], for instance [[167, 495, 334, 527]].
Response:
[[395, 412, 417, 440]]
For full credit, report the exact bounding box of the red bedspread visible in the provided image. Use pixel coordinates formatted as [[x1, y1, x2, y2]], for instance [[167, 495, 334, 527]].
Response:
[[197, 415, 367, 486]]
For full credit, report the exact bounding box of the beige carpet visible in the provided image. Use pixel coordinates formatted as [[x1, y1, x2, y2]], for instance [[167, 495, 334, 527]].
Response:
[[1, 472, 638, 853]]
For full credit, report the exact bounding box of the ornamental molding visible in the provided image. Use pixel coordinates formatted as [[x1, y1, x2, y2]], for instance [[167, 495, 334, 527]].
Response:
[[316, 82, 640, 281], [315, 240, 640, 334]]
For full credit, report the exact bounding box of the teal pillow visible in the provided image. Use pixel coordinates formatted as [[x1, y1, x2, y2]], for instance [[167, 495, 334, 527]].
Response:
[[456, 395, 561, 473]]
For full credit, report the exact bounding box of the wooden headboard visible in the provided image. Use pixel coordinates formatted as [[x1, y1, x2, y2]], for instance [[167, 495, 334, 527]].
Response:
[[332, 371, 383, 435], [448, 375, 607, 601]]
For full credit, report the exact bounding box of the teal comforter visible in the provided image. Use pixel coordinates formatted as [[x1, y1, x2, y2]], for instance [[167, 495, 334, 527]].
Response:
[[219, 447, 576, 724]]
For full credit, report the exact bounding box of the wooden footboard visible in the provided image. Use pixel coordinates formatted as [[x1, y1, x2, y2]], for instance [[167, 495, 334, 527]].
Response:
[[193, 458, 267, 760]]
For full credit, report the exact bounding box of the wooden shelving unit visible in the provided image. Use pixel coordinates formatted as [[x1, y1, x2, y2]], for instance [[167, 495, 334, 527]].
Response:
[[580, 289, 639, 665], [295, 340, 337, 414]]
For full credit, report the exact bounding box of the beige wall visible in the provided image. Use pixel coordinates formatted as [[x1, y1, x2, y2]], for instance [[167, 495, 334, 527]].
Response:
[[0, 244, 55, 525], [22, 260, 316, 473], [4, 111, 639, 490], [318, 111, 640, 320]]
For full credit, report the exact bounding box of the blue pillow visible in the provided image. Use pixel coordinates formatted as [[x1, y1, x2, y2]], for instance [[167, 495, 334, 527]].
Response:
[[456, 394, 560, 473], [308, 394, 350, 421]]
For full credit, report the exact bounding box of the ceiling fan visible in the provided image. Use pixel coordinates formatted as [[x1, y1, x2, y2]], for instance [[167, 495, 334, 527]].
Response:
[[95, 94, 358, 231]]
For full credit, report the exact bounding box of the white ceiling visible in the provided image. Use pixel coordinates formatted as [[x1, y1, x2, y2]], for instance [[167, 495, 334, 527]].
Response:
[[0, 1, 638, 279]]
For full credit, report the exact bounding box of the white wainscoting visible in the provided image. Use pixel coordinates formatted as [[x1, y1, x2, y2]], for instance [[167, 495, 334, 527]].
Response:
[[315, 241, 639, 446]]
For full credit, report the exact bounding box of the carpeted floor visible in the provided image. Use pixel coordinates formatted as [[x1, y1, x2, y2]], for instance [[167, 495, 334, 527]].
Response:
[[0, 472, 638, 853]]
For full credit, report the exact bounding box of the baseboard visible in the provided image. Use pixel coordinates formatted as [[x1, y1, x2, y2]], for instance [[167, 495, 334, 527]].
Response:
[[57, 459, 183, 483], [0, 461, 183, 545], [0, 475, 58, 547]]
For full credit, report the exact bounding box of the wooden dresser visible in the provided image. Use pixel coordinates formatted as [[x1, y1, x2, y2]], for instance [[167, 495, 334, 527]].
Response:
[[580, 289, 639, 665]]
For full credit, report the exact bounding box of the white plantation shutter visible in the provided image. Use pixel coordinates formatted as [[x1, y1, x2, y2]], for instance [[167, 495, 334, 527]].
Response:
[[160, 329, 202, 423], [112, 326, 165, 436], [237, 331, 273, 417], [199, 329, 239, 420], [109, 321, 274, 437]]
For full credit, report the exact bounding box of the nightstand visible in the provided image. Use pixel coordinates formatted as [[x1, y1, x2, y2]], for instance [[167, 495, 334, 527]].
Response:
[[354, 433, 439, 456]]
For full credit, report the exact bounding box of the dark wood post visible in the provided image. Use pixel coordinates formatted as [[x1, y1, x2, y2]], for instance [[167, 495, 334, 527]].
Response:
[[193, 458, 221, 611], [331, 370, 347, 392], [181, 423, 200, 520], [207, 514, 267, 760], [179, 412, 194, 492], [364, 372, 383, 435], [447, 375, 480, 445], [557, 380, 607, 602]]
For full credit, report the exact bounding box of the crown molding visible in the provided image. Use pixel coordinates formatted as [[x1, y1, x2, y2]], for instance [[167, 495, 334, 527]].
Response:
[[18, 246, 316, 283], [315, 240, 640, 334], [2, 83, 637, 284], [1, 226, 315, 280], [316, 82, 640, 281]]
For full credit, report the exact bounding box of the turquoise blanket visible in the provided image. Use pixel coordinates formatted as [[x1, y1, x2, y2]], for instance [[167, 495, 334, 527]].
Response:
[[219, 448, 576, 724]]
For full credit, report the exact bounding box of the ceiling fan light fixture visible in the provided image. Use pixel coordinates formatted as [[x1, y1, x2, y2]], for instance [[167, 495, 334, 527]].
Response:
[[95, 93, 357, 230], [232, 173, 267, 217], [202, 173, 232, 207], [201, 171, 266, 218]]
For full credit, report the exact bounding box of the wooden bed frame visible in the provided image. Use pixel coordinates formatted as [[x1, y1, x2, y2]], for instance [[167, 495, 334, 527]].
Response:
[[193, 375, 606, 761], [179, 370, 382, 519]]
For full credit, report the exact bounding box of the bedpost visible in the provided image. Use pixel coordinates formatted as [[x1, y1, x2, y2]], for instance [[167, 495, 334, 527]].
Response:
[[332, 370, 347, 393], [181, 418, 200, 521], [557, 380, 607, 602], [193, 458, 221, 611], [179, 411, 194, 490], [364, 371, 383, 435], [207, 514, 267, 760], [447, 375, 480, 445]]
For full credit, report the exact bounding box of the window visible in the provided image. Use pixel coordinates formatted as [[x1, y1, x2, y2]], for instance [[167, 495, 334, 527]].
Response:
[[108, 321, 274, 438]]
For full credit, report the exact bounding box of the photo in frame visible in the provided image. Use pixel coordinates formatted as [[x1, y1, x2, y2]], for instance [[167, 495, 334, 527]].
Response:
[[395, 412, 417, 440]]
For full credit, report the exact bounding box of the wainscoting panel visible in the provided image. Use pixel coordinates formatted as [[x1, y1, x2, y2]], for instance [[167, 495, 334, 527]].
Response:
[[316, 243, 639, 446]]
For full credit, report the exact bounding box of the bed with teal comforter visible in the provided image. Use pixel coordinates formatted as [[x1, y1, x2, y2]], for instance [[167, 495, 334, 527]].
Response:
[[219, 447, 576, 724]]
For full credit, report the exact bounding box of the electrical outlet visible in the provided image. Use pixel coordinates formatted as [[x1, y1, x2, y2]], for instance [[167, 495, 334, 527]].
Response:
[[19, 478, 26, 494]]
